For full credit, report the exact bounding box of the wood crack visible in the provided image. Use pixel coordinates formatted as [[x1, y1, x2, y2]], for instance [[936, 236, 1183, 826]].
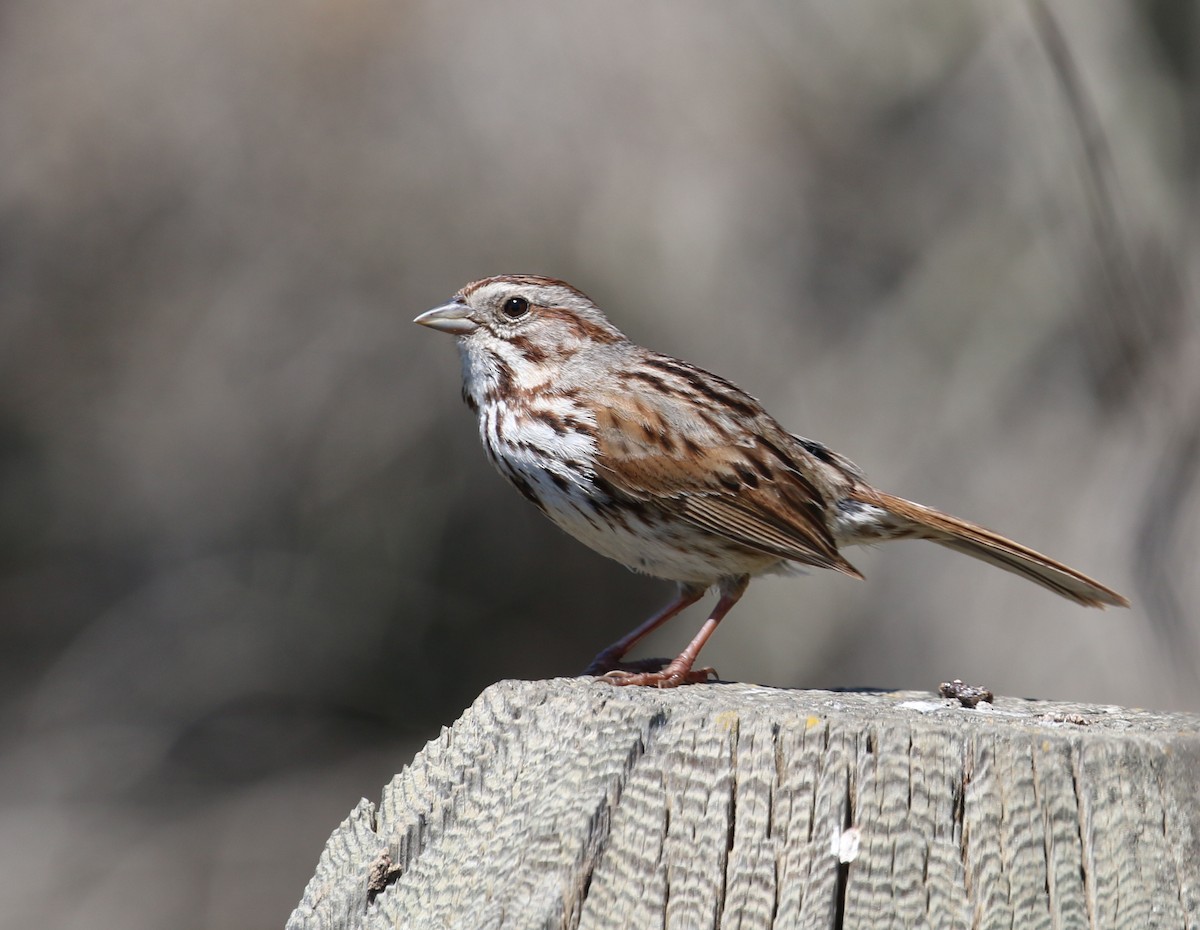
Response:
[[569, 708, 670, 927], [1070, 745, 1096, 929], [832, 757, 857, 930]]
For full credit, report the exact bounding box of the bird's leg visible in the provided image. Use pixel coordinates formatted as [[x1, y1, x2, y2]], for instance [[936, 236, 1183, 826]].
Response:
[[600, 575, 750, 688], [584, 582, 707, 676]]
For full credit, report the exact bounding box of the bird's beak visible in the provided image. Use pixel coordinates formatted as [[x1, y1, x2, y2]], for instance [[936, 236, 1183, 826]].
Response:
[[413, 301, 479, 335]]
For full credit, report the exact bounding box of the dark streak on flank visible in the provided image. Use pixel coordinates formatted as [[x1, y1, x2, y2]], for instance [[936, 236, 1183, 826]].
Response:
[[590, 476, 646, 531], [549, 471, 572, 493], [462, 385, 479, 413], [506, 470, 543, 509], [603, 505, 632, 533], [591, 497, 631, 533], [572, 500, 604, 532]]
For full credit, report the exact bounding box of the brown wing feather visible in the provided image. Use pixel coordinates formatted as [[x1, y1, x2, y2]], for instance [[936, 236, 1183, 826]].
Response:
[[673, 495, 859, 573], [591, 369, 862, 577]]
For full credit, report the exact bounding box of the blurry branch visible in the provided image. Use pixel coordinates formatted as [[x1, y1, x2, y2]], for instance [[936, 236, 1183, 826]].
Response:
[[1027, 0, 1200, 686], [1027, 0, 1174, 404]]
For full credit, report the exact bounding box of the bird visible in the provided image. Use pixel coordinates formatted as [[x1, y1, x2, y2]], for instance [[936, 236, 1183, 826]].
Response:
[[414, 274, 1128, 687]]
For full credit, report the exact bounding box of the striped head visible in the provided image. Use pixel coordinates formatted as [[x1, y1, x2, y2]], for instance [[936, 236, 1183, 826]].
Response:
[[414, 275, 629, 410]]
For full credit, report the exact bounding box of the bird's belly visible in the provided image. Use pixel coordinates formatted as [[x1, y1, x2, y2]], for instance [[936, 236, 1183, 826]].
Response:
[[481, 400, 779, 583], [538, 483, 780, 583]]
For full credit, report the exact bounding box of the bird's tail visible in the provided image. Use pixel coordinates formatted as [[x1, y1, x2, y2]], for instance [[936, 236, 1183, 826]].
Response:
[[850, 487, 1129, 609]]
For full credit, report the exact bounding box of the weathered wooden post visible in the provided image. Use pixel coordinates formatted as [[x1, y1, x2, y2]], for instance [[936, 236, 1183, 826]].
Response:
[[288, 679, 1200, 930]]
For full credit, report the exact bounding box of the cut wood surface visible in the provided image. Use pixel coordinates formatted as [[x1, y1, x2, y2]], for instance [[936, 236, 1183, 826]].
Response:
[[287, 679, 1200, 930]]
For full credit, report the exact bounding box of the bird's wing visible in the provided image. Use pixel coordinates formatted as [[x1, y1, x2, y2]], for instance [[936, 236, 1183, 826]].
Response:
[[590, 359, 861, 576]]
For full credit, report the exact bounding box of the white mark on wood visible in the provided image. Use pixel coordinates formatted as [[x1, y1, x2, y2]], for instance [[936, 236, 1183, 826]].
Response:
[[830, 825, 862, 863]]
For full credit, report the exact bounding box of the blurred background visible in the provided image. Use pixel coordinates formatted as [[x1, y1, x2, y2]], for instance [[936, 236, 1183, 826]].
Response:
[[2, 0, 1198, 927]]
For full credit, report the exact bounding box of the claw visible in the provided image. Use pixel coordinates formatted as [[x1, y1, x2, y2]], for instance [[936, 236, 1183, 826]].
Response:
[[597, 663, 717, 689]]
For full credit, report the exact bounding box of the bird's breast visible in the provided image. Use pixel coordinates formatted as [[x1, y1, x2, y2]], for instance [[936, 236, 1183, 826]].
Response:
[[474, 397, 782, 584]]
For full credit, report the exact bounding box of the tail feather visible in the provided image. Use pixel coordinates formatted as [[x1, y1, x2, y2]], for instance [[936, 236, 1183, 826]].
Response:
[[851, 488, 1129, 609]]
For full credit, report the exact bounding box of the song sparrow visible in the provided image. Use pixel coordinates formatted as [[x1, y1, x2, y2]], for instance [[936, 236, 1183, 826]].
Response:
[[415, 275, 1128, 688]]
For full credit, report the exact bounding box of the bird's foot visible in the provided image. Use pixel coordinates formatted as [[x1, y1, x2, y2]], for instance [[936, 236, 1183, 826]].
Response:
[[598, 661, 716, 689]]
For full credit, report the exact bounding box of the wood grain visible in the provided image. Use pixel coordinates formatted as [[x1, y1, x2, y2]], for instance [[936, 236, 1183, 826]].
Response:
[[287, 680, 1200, 930]]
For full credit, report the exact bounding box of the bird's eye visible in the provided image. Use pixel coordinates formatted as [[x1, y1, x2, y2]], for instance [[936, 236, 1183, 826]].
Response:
[[502, 296, 530, 318]]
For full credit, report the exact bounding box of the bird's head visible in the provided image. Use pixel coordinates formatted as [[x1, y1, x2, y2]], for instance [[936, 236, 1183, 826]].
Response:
[[415, 275, 629, 399]]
